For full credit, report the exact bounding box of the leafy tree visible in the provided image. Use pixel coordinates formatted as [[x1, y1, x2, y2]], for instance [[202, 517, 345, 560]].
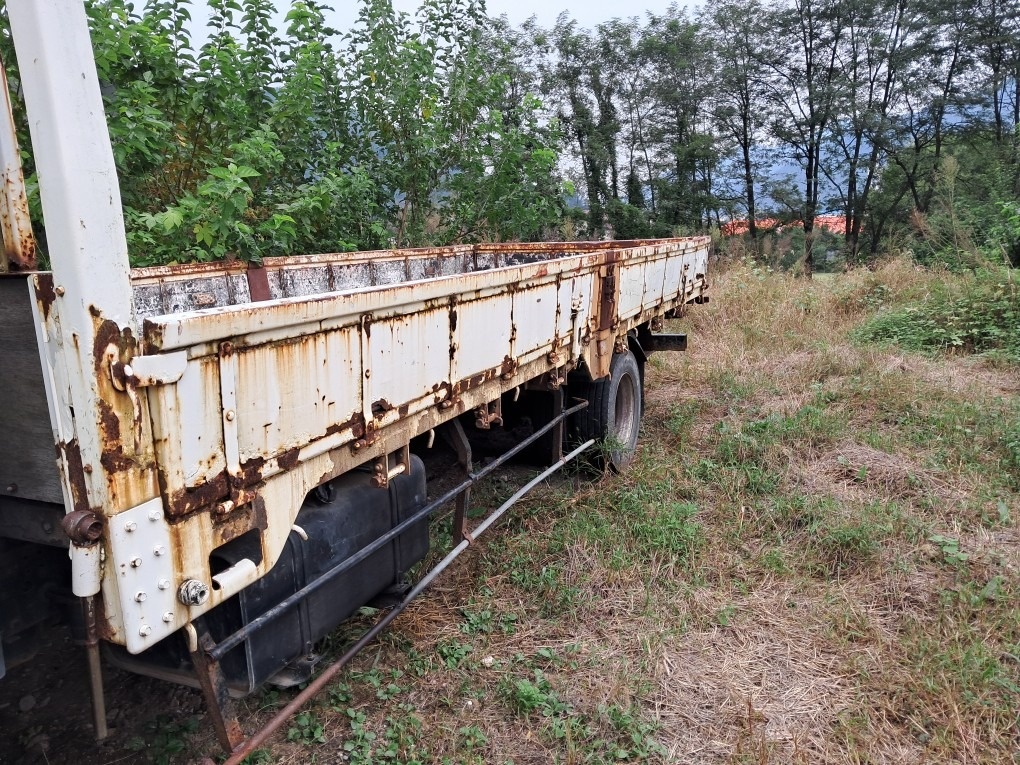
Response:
[[763, 0, 849, 274], [703, 0, 771, 242], [822, 0, 920, 262], [2, 0, 565, 264], [1, 0, 1017, 270]]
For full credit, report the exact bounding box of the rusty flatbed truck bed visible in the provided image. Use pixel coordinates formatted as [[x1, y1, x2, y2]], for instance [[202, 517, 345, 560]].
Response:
[[0, 0, 709, 756]]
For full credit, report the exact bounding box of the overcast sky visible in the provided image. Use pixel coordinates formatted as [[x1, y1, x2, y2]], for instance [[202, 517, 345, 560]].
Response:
[[331, 0, 687, 28], [189, 1, 690, 36]]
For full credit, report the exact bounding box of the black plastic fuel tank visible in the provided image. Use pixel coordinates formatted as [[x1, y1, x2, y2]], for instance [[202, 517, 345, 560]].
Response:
[[110, 456, 428, 694]]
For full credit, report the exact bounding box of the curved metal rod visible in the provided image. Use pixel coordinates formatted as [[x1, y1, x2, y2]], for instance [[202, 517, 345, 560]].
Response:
[[219, 438, 595, 765]]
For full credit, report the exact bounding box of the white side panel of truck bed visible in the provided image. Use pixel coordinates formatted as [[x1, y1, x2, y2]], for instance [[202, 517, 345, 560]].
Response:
[[39, 238, 708, 652]]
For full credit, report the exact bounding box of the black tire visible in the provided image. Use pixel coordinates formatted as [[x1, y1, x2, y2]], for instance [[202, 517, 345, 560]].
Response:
[[574, 350, 643, 472]]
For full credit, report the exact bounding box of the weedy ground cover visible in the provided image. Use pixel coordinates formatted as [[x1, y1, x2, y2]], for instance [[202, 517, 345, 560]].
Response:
[[179, 259, 1018, 764]]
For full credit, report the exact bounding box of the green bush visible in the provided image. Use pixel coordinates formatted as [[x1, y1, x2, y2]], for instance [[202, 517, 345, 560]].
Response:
[[854, 271, 1020, 361]]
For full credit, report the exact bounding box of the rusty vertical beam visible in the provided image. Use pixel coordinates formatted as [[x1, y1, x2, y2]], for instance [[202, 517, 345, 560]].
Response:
[[550, 387, 564, 463], [9, 0, 145, 625], [442, 419, 474, 543], [0, 54, 36, 271], [81, 595, 108, 740], [189, 629, 244, 753]]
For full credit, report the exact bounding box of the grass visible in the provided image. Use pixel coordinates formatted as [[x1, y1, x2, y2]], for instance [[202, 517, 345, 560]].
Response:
[[179, 257, 1020, 764]]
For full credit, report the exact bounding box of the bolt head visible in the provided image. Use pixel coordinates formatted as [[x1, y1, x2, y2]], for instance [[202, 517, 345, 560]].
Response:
[[153, 545, 166, 557], [148, 508, 163, 522], [178, 579, 210, 607], [157, 578, 171, 590], [224, 409, 236, 422], [162, 612, 174, 623], [138, 625, 152, 637], [134, 591, 147, 603], [130, 557, 142, 568], [124, 521, 137, 532]]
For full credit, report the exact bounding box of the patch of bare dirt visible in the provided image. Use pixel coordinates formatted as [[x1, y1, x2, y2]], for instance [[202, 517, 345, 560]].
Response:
[[0, 623, 204, 765]]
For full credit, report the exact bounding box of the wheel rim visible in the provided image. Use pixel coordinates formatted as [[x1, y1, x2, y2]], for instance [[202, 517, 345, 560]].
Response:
[[613, 371, 638, 454]]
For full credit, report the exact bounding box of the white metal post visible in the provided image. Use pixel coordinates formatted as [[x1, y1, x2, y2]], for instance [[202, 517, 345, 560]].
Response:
[[7, 0, 144, 594]]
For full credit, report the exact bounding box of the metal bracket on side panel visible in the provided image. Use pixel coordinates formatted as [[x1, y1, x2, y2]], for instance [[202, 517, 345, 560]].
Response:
[[371, 444, 411, 489], [107, 497, 178, 654], [218, 341, 241, 488], [122, 351, 189, 387], [473, 399, 503, 430]]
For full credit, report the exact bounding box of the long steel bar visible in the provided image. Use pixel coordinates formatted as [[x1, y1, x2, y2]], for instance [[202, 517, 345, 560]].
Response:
[[220, 438, 596, 765], [207, 400, 588, 662]]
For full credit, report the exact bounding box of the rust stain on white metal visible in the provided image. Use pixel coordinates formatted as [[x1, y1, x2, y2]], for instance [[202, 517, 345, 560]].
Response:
[[0, 55, 36, 271]]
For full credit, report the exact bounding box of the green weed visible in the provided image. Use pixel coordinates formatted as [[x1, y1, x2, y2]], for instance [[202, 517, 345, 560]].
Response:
[[239, 750, 273, 765], [286, 711, 326, 745], [124, 715, 200, 764], [503, 670, 572, 717], [665, 401, 699, 440], [602, 704, 669, 759], [929, 534, 970, 565], [380, 706, 429, 763], [437, 639, 474, 669], [457, 724, 488, 751]]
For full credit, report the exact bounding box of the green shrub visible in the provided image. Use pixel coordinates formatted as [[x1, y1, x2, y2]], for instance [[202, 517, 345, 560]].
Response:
[[854, 271, 1020, 361]]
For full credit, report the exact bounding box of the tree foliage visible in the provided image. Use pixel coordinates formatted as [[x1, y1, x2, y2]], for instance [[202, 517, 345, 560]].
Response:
[[1, 0, 564, 266], [519, 0, 1019, 270], [0, 0, 1017, 271]]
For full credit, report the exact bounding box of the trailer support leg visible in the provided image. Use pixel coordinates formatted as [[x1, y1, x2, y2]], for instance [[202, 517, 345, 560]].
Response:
[[189, 628, 243, 753], [81, 595, 108, 740]]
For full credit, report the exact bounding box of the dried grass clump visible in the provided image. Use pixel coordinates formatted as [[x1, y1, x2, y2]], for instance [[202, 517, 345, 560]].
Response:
[[886, 353, 1020, 397], [650, 584, 931, 765], [816, 441, 960, 504]]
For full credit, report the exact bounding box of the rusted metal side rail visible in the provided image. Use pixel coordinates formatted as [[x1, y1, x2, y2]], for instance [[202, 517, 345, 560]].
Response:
[[206, 400, 588, 662], [215, 437, 596, 765]]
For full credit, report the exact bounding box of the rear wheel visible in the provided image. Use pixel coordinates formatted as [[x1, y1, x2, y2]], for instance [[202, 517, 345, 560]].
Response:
[[574, 350, 643, 472]]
